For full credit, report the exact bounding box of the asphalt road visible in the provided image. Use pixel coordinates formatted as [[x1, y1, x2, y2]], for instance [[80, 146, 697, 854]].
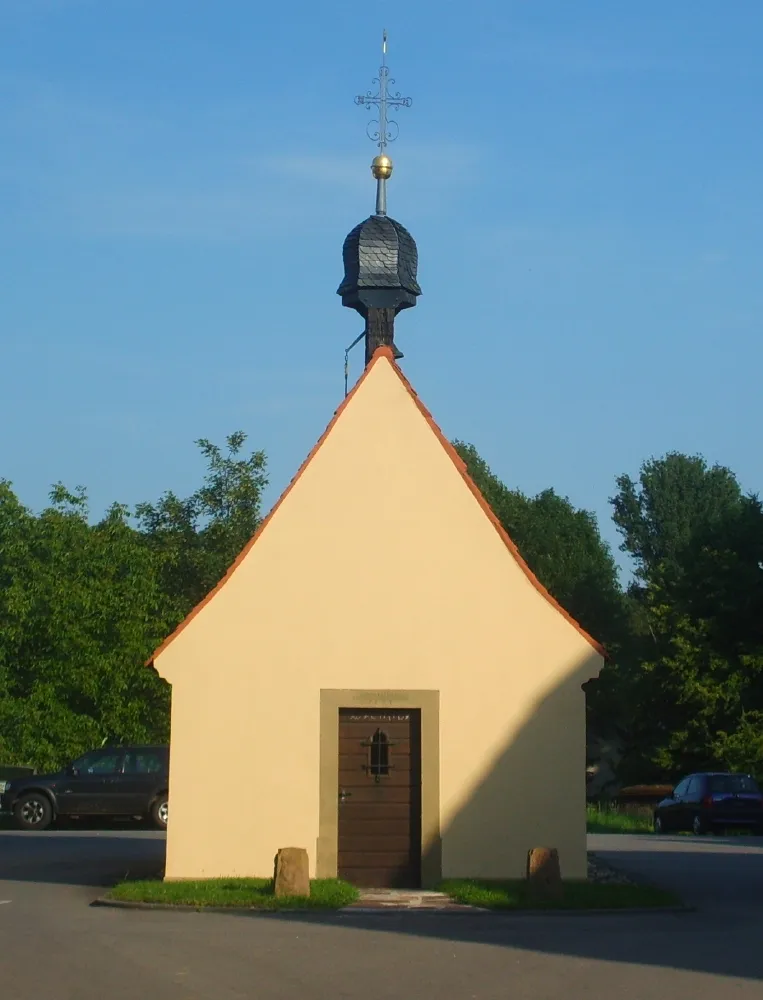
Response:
[[1, 829, 763, 999]]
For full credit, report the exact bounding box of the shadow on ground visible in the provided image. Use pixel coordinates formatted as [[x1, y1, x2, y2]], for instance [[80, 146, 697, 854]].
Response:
[[210, 862, 762, 983], [3, 660, 763, 983], [185, 894, 758, 984], [0, 830, 165, 887]]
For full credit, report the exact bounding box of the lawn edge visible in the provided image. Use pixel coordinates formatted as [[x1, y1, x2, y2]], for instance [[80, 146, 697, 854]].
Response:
[[91, 896, 344, 914], [92, 896, 695, 916], [342, 904, 694, 916]]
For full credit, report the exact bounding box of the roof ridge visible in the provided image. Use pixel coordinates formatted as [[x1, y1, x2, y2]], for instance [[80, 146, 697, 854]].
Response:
[[148, 346, 605, 665], [380, 350, 605, 657], [147, 348, 392, 665]]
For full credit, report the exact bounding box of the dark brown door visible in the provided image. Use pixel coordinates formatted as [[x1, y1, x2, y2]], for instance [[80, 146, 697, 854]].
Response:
[[337, 708, 421, 888]]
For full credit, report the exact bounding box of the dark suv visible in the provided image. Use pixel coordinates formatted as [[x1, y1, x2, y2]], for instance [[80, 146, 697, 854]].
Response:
[[654, 772, 763, 835], [0, 745, 169, 832]]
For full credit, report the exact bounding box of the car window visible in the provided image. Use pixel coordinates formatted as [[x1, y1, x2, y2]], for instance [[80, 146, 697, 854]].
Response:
[[685, 777, 702, 801], [708, 774, 760, 794], [71, 751, 123, 776], [123, 751, 165, 775], [673, 778, 691, 798]]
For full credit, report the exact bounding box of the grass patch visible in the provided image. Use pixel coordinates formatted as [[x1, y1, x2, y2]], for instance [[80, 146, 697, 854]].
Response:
[[587, 803, 654, 834], [106, 876, 359, 910], [439, 878, 681, 910]]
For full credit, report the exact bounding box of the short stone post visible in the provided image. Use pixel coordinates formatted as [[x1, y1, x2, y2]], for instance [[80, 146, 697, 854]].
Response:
[[526, 847, 563, 902], [273, 847, 310, 898]]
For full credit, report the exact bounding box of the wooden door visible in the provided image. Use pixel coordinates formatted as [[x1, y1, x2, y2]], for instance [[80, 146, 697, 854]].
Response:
[[337, 708, 422, 888]]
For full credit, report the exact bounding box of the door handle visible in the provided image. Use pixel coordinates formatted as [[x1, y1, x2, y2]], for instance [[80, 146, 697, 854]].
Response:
[[339, 789, 352, 803]]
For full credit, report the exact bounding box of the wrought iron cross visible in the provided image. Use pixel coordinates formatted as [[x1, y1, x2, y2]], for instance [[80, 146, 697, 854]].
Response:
[[355, 30, 412, 156]]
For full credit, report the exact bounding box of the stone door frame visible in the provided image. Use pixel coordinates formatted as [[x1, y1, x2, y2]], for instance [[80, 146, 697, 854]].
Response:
[[317, 689, 441, 887]]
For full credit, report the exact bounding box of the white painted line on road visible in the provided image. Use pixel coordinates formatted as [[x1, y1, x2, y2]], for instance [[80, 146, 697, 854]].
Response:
[[0, 901, 11, 905]]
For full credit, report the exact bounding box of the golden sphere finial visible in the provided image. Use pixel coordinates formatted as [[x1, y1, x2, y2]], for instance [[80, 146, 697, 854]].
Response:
[[371, 154, 393, 180]]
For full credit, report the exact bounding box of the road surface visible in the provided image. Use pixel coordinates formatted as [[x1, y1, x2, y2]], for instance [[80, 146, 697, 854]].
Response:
[[0, 829, 762, 998]]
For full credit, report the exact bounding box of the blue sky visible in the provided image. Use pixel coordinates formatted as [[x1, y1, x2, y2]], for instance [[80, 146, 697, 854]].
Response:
[[2, 0, 761, 573]]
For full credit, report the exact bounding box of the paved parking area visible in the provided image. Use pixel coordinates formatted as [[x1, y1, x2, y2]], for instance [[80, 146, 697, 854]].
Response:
[[1, 829, 762, 999], [591, 831, 763, 915]]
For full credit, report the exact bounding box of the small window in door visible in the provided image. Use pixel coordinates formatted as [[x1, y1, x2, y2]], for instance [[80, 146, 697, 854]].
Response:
[[364, 729, 391, 782]]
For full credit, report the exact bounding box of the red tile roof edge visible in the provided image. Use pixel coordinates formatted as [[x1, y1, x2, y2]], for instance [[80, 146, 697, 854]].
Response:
[[148, 345, 605, 666]]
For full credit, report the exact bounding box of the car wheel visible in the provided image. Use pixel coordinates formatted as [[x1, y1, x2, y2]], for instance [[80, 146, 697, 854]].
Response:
[[150, 796, 168, 830], [654, 815, 664, 835], [692, 814, 706, 836], [13, 792, 54, 831]]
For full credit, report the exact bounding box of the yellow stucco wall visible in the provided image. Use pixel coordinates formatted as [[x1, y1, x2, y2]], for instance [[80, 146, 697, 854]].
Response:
[[154, 355, 602, 883]]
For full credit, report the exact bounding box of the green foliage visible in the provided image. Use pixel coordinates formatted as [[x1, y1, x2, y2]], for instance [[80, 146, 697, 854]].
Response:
[[586, 804, 653, 834], [611, 454, 763, 783], [676, 494, 763, 656], [456, 442, 763, 785], [3, 423, 762, 793], [611, 452, 742, 585], [0, 484, 172, 770], [135, 433, 268, 613], [0, 433, 267, 771], [438, 878, 680, 910], [712, 712, 763, 776]]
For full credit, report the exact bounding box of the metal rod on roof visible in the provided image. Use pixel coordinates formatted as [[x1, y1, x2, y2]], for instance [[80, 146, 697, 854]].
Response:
[[344, 330, 366, 397]]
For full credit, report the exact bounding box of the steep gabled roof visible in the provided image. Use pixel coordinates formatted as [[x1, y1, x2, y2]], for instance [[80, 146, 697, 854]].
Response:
[[149, 347, 605, 665]]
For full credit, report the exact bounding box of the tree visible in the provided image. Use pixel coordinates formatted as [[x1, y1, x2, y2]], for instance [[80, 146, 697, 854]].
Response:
[[712, 711, 763, 778], [610, 454, 763, 782], [0, 484, 172, 771], [677, 494, 763, 656], [136, 432, 268, 613], [611, 452, 742, 587], [0, 432, 268, 771]]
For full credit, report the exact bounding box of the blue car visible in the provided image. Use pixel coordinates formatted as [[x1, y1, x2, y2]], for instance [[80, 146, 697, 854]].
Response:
[[653, 772, 763, 836]]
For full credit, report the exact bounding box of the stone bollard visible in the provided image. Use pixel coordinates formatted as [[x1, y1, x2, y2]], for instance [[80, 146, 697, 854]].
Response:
[[273, 847, 310, 898], [526, 847, 563, 902]]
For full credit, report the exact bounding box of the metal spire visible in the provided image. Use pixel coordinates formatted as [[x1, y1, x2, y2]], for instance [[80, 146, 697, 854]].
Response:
[[355, 30, 412, 216]]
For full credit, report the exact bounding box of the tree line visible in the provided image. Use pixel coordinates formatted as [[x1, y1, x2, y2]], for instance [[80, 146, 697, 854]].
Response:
[[0, 434, 266, 772], [457, 442, 763, 784], [1, 432, 761, 784]]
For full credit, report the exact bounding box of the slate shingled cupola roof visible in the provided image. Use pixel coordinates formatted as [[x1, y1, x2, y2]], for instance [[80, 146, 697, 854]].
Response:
[[337, 214, 421, 317]]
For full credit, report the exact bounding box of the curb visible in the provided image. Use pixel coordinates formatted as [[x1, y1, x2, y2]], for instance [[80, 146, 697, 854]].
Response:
[[338, 904, 694, 917], [91, 898, 336, 915], [92, 896, 694, 917]]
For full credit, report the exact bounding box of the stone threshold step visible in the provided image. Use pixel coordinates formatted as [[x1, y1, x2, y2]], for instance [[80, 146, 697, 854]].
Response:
[[343, 889, 484, 911]]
